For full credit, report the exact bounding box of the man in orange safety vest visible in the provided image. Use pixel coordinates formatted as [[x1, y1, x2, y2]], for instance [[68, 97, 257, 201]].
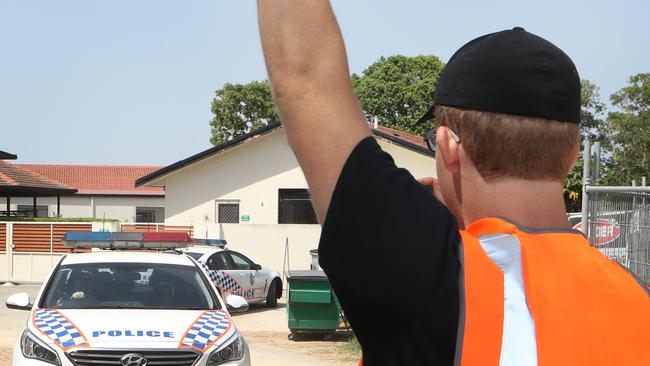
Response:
[[257, 1, 650, 365]]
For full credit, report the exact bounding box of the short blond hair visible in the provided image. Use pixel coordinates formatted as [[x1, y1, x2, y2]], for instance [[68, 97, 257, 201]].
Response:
[[435, 106, 579, 182]]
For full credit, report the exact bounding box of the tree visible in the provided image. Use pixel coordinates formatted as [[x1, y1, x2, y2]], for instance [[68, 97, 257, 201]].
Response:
[[579, 80, 608, 144], [209, 81, 279, 146], [352, 55, 445, 136], [564, 79, 607, 212], [603, 73, 650, 185]]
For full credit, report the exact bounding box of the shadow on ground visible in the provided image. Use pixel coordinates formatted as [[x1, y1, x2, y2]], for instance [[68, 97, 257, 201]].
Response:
[[288, 329, 354, 342], [231, 302, 287, 316]]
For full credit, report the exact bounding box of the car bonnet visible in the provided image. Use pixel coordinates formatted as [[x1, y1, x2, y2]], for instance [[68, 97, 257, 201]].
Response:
[[28, 308, 235, 352]]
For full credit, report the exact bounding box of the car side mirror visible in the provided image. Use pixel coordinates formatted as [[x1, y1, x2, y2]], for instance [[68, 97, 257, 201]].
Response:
[[252, 264, 262, 271], [6, 292, 32, 311], [225, 294, 249, 313]]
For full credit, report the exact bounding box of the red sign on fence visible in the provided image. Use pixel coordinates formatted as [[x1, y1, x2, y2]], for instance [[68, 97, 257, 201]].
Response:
[[573, 218, 622, 246]]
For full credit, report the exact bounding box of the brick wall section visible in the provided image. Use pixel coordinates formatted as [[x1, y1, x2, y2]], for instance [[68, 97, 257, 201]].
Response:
[[12, 223, 92, 253]]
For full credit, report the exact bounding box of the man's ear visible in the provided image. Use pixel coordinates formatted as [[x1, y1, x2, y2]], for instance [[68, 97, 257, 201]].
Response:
[[435, 126, 460, 171], [568, 140, 580, 172]]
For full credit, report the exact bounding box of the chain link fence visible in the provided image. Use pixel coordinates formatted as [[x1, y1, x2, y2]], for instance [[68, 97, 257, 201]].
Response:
[[585, 186, 650, 283]]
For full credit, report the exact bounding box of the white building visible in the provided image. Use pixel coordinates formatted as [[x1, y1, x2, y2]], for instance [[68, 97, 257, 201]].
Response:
[[137, 123, 437, 271], [11, 165, 165, 222]]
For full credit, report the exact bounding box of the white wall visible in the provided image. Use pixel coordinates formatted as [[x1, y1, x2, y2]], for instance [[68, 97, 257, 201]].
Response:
[[162, 130, 436, 226], [6, 195, 164, 222], [93, 196, 165, 222], [194, 222, 322, 273], [9, 253, 65, 283], [163, 131, 306, 226], [154, 128, 436, 272], [378, 139, 437, 179]]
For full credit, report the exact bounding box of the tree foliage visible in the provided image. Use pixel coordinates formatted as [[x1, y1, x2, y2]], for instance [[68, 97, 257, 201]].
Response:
[[352, 55, 445, 136], [207, 63, 648, 209], [579, 79, 608, 144], [565, 74, 650, 209], [564, 80, 608, 211], [602, 73, 650, 185], [209, 81, 279, 146]]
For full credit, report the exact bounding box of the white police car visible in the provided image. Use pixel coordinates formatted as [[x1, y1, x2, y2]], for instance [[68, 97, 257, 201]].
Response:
[[182, 243, 282, 308], [5, 232, 251, 366]]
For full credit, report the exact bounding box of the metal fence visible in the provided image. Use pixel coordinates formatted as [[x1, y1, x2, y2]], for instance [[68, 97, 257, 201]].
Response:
[[1, 222, 195, 283], [585, 186, 650, 283]]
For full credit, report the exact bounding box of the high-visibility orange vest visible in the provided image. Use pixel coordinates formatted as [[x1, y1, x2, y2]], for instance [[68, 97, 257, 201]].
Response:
[[459, 217, 650, 366], [358, 218, 650, 366]]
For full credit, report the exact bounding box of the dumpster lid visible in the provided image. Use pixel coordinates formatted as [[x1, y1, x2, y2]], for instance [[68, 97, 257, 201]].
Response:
[[286, 270, 327, 280]]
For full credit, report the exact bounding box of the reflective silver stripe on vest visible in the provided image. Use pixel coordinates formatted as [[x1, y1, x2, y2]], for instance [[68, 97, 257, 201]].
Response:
[[479, 234, 537, 366]]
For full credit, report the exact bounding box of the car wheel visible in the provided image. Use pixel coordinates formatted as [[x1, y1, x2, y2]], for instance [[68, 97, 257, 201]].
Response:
[[265, 280, 278, 308]]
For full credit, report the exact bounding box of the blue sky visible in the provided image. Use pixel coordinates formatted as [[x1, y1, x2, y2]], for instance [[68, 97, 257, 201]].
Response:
[[1, 0, 648, 165]]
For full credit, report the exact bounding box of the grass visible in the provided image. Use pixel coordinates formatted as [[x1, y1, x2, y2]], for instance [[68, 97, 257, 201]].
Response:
[[341, 336, 362, 361]]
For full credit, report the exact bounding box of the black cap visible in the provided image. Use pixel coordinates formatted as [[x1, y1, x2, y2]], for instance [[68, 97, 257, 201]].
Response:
[[419, 27, 581, 124]]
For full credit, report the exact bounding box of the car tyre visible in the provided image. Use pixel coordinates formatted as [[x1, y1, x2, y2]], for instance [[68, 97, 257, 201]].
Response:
[[265, 280, 278, 308]]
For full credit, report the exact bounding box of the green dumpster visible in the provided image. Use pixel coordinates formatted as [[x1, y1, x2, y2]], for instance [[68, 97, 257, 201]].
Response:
[[286, 270, 340, 338]]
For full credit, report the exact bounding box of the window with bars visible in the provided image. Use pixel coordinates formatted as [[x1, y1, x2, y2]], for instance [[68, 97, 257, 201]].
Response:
[[217, 202, 240, 223], [278, 189, 318, 224]]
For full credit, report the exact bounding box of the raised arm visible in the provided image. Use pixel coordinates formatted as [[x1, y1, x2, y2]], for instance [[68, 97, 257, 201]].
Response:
[[258, 0, 371, 222]]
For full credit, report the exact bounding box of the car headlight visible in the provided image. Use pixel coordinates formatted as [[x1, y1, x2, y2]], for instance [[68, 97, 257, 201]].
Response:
[[21, 329, 61, 365], [207, 333, 244, 365]]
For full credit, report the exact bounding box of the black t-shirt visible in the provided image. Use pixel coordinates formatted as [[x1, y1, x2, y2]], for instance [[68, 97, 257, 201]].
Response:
[[319, 137, 461, 366]]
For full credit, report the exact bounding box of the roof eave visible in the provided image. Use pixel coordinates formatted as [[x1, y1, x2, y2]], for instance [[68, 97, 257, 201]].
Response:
[[0, 151, 17, 160], [135, 122, 434, 187], [0, 186, 78, 197], [136, 122, 283, 187], [371, 129, 435, 157], [74, 190, 165, 196]]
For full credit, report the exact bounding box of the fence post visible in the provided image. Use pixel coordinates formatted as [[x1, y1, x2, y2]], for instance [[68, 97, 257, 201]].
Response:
[[6, 222, 13, 284], [282, 237, 290, 297], [50, 223, 54, 265], [592, 142, 601, 184], [580, 139, 592, 236]]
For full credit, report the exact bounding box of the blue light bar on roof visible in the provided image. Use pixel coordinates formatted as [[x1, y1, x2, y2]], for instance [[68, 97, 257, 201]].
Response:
[[63, 231, 191, 249], [193, 238, 227, 248]]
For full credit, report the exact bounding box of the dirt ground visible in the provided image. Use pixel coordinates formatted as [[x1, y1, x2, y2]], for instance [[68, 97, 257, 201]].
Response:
[[0, 284, 356, 366], [234, 305, 357, 366]]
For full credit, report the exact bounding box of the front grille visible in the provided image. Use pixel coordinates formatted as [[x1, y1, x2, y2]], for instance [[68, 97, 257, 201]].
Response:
[[67, 349, 201, 366]]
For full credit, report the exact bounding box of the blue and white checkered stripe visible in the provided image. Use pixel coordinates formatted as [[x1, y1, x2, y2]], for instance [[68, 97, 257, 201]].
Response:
[[179, 310, 232, 351], [198, 261, 243, 292], [32, 309, 88, 350]]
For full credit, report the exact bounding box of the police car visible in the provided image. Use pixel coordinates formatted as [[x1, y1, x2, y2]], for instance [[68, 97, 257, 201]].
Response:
[[5, 232, 251, 366], [181, 242, 282, 308]]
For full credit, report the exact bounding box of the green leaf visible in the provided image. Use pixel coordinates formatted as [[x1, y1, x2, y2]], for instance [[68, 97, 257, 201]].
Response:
[[352, 55, 445, 136], [209, 81, 279, 145]]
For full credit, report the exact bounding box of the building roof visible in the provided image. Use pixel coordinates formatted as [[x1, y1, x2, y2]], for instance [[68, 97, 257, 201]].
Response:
[[372, 125, 431, 154], [0, 161, 78, 197], [0, 150, 17, 160], [136, 122, 432, 187], [17, 164, 165, 196]]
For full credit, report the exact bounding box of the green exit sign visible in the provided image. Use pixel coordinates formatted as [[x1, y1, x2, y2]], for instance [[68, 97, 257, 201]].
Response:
[[241, 214, 250, 222]]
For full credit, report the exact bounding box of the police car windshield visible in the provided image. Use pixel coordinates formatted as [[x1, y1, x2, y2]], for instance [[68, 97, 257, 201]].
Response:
[[41, 262, 220, 310]]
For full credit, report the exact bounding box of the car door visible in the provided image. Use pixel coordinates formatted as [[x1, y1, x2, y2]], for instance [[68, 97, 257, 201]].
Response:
[[204, 251, 241, 296], [226, 251, 266, 302]]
